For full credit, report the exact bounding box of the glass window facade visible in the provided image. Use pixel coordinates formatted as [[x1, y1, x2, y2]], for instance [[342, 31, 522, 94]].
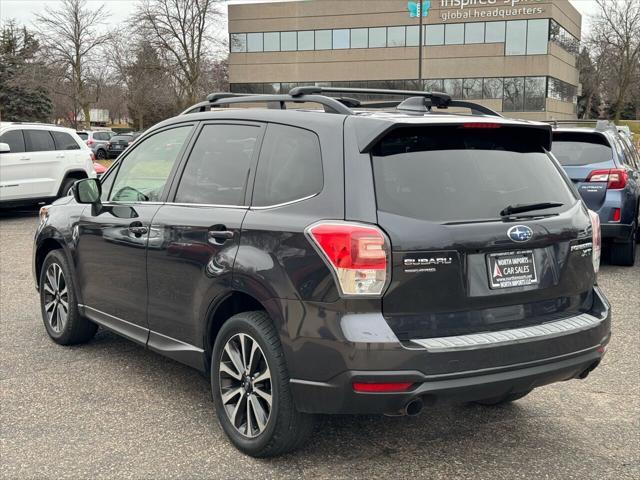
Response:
[[445, 23, 464, 45], [263, 32, 280, 52], [465, 22, 485, 44], [247, 32, 263, 52], [281, 31, 297, 51], [425, 24, 444, 45], [315, 30, 332, 50], [230, 19, 560, 55], [231, 76, 576, 112], [485, 21, 505, 43], [333, 29, 350, 49], [351, 28, 368, 48], [298, 30, 314, 50], [387, 26, 406, 47], [369, 27, 386, 48], [505, 20, 526, 55]]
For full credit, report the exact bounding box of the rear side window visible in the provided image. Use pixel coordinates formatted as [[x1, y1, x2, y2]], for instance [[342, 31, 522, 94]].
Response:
[[0, 130, 26, 153], [551, 132, 613, 166], [371, 126, 576, 223], [252, 124, 323, 206], [175, 124, 259, 206], [25, 130, 55, 152], [52, 131, 80, 150], [94, 132, 110, 141]]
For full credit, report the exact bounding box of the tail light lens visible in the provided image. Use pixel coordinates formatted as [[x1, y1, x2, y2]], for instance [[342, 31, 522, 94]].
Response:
[[306, 222, 389, 296], [612, 208, 621, 222], [461, 123, 501, 129], [87, 139, 94, 145], [586, 169, 627, 189], [588, 210, 601, 274]]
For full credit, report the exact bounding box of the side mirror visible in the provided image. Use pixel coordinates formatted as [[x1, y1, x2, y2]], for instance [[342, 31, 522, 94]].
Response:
[[0, 142, 10, 154], [72, 178, 102, 204]]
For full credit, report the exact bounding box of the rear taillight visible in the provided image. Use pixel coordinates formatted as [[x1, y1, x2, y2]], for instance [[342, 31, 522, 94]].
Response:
[[588, 210, 601, 274], [586, 168, 627, 189], [87, 139, 94, 145], [612, 208, 621, 222], [306, 221, 389, 296]]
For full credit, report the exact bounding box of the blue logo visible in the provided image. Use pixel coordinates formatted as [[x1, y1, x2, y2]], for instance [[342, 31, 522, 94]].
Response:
[[407, 0, 430, 18], [507, 225, 533, 243]]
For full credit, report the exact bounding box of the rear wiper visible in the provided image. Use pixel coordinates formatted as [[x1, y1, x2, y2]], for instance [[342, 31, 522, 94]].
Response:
[[499, 202, 563, 217]]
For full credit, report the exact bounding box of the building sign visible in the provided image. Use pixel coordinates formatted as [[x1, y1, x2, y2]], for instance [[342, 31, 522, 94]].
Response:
[[407, 1, 431, 17], [437, 0, 544, 22]]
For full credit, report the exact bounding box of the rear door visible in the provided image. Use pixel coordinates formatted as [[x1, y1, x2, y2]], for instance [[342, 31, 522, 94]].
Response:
[[22, 129, 61, 198], [146, 121, 264, 367], [551, 131, 615, 211], [369, 123, 594, 341], [51, 130, 85, 178]]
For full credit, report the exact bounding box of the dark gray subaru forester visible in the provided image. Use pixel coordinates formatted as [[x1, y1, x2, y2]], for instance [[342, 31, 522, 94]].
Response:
[[34, 87, 610, 457]]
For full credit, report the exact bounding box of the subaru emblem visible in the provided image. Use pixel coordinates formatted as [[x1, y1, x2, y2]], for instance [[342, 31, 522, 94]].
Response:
[[507, 225, 533, 243]]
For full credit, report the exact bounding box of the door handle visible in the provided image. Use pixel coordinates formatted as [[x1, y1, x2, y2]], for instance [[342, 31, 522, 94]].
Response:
[[55, 154, 65, 158], [19, 157, 30, 161], [128, 222, 148, 237], [208, 226, 234, 245]]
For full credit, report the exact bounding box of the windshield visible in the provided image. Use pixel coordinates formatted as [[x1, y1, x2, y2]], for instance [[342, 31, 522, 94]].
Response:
[[76, 132, 88, 140], [371, 126, 576, 223], [551, 132, 613, 166]]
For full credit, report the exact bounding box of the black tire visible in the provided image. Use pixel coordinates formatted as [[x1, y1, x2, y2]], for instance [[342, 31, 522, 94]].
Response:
[[474, 389, 532, 406], [211, 311, 313, 457], [96, 149, 107, 160], [57, 177, 77, 199], [39, 250, 98, 345], [610, 228, 636, 266]]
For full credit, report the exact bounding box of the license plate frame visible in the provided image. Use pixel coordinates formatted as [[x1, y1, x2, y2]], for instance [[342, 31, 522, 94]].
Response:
[[487, 250, 537, 289]]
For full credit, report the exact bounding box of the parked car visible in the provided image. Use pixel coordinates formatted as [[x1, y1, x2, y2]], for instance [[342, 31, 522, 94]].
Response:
[[92, 161, 107, 177], [551, 126, 639, 265], [106, 133, 141, 158], [0, 122, 95, 208], [33, 87, 610, 458], [76, 130, 113, 160]]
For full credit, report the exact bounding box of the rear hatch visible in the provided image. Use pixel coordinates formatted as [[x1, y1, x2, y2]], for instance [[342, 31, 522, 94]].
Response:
[[370, 123, 595, 341], [551, 131, 615, 211], [109, 135, 133, 152]]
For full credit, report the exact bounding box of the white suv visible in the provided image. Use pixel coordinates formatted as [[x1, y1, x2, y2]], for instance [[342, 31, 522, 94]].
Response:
[[0, 123, 96, 207]]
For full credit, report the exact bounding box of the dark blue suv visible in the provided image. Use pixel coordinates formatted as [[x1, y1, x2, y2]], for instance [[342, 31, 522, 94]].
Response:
[[552, 127, 640, 266]]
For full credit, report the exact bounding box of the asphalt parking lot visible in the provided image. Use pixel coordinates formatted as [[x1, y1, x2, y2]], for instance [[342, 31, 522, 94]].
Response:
[[1, 208, 638, 480]]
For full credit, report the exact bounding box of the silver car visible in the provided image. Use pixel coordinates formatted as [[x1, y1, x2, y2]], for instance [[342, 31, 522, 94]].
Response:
[[76, 130, 113, 160]]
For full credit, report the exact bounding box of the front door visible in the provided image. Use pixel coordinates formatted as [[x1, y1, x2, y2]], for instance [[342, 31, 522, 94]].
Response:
[[146, 122, 264, 368], [75, 124, 195, 344]]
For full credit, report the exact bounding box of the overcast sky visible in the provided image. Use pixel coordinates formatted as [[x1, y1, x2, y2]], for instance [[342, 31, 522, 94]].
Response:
[[0, 0, 601, 34]]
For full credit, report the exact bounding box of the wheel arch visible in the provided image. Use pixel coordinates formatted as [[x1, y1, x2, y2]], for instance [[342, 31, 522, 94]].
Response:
[[58, 170, 88, 196], [203, 291, 271, 372]]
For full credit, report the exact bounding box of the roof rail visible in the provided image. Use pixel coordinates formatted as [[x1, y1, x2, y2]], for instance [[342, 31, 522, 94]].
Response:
[[542, 119, 617, 132], [181, 87, 502, 117]]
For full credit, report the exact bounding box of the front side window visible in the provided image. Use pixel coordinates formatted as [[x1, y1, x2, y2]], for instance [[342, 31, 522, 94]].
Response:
[[0, 130, 26, 153], [25, 130, 55, 152], [175, 124, 259, 206], [109, 126, 192, 202], [252, 124, 322, 207]]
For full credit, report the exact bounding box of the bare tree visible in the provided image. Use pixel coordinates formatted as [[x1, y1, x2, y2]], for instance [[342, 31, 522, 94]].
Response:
[[135, 0, 224, 106], [35, 0, 111, 128], [591, 0, 640, 120]]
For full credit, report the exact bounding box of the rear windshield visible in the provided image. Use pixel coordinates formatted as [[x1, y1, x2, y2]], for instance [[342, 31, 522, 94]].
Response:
[[111, 135, 133, 142], [371, 126, 576, 223], [76, 132, 88, 140], [551, 132, 613, 166]]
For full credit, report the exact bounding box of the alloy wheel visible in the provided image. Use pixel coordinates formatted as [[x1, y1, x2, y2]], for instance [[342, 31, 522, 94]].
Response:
[[43, 263, 69, 334], [219, 333, 272, 438]]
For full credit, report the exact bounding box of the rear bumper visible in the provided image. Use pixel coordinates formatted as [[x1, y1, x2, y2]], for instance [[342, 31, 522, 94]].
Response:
[[601, 223, 634, 241], [287, 287, 611, 414]]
